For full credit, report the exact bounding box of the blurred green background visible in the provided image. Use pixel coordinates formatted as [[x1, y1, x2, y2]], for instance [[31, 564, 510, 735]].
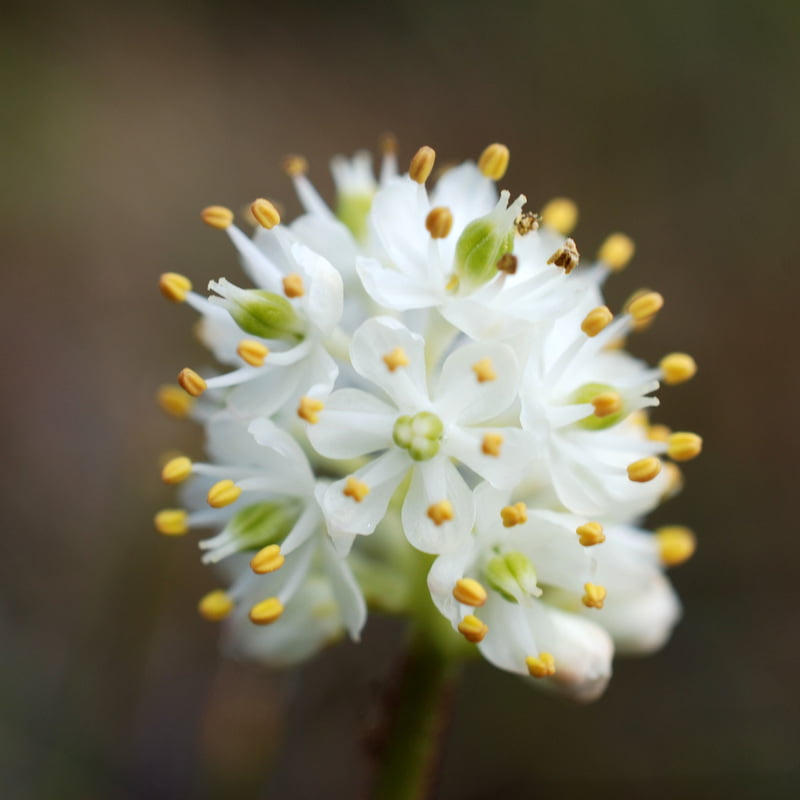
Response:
[[2, 0, 798, 797]]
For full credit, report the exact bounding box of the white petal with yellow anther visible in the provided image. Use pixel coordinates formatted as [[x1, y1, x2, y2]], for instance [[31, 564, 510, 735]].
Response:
[[443, 426, 535, 490]]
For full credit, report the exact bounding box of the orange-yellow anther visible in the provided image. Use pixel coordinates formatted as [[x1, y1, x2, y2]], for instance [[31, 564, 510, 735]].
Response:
[[627, 456, 662, 483], [656, 526, 697, 566], [667, 432, 703, 462], [379, 132, 397, 154], [576, 521, 605, 547], [297, 396, 324, 424], [581, 306, 613, 337], [159, 272, 192, 303], [201, 205, 233, 230], [282, 273, 305, 298], [237, 339, 270, 367], [409, 146, 436, 184], [207, 479, 241, 509], [482, 433, 504, 457], [472, 358, 496, 383], [453, 578, 488, 607], [383, 347, 409, 372], [662, 462, 684, 499], [343, 477, 369, 502], [178, 368, 207, 397], [154, 509, 188, 536], [526, 652, 556, 678], [628, 291, 664, 322], [598, 233, 635, 272], [458, 615, 489, 643], [427, 500, 454, 526], [546, 237, 580, 274], [591, 391, 623, 418], [157, 385, 195, 418], [648, 423, 671, 442], [501, 502, 528, 528], [250, 544, 285, 575], [162, 456, 192, 485], [582, 583, 607, 609], [198, 589, 234, 621], [496, 253, 518, 274], [425, 206, 454, 239], [249, 597, 284, 625], [251, 197, 281, 229], [283, 155, 308, 177], [478, 143, 510, 180], [660, 353, 697, 385], [541, 198, 578, 235]]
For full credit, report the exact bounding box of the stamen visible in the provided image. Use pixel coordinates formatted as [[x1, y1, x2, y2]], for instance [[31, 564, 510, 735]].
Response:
[[526, 652, 556, 678], [541, 198, 578, 235], [591, 391, 623, 418], [178, 368, 207, 397], [383, 347, 409, 372], [427, 500, 454, 526], [660, 353, 697, 385], [379, 132, 397, 155], [458, 615, 489, 643], [656, 526, 697, 566], [250, 543, 285, 574], [154, 509, 188, 536], [581, 306, 613, 337], [667, 432, 703, 461], [283, 155, 308, 177], [297, 396, 324, 424], [249, 597, 284, 625], [478, 143, 510, 180], [576, 521, 605, 546], [201, 205, 233, 230], [501, 502, 528, 528], [409, 146, 436, 184], [207, 479, 242, 508], [425, 206, 454, 239], [251, 198, 281, 229], [157, 385, 194, 418], [161, 456, 192, 485], [514, 211, 540, 235], [343, 476, 370, 502], [628, 291, 664, 322], [453, 578, 488, 607], [282, 273, 305, 298], [598, 233, 635, 272], [627, 456, 662, 483], [198, 589, 234, 621], [496, 253, 518, 274], [472, 358, 496, 383], [481, 433, 504, 457], [647, 423, 671, 442], [662, 462, 684, 498], [159, 272, 192, 303], [582, 583, 607, 609], [237, 339, 269, 367], [546, 237, 580, 274]]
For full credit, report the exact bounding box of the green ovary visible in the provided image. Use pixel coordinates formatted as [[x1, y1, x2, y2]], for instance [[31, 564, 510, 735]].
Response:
[[392, 411, 444, 461], [572, 381, 626, 430]]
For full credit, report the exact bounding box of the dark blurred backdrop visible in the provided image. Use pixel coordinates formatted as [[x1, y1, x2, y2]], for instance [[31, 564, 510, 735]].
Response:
[[2, 1, 798, 798]]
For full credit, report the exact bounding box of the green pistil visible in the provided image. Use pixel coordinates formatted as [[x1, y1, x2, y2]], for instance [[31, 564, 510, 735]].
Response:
[[392, 411, 444, 461]]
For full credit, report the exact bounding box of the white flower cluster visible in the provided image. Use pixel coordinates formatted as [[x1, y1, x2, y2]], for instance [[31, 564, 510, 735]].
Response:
[[156, 141, 701, 700]]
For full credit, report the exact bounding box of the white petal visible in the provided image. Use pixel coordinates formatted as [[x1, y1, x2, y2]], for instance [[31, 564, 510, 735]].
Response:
[[291, 242, 344, 335], [445, 426, 535, 489], [290, 213, 359, 278], [321, 537, 368, 641], [356, 257, 443, 311], [427, 540, 479, 623]]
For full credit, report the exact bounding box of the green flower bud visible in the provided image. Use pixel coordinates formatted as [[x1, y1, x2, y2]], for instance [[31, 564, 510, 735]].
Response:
[[572, 382, 627, 431], [227, 501, 300, 551], [392, 411, 444, 461], [336, 192, 374, 242]]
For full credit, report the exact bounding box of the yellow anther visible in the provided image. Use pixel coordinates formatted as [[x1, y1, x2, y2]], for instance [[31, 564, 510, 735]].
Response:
[[481, 432, 504, 457], [425, 206, 454, 239], [445, 274, 459, 292], [249, 597, 284, 626], [207, 479, 242, 509], [581, 306, 613, 337], [627, 456, 662, 483], [409, 145, 436, 184], [178, 367, 207, 397], [198, 589, 234, 621], [647, 423, 671, 442], [251, 197, 281, 229], [427, 500, 454, 526], [478, 143, 510, 180], [660, 353, 697, 385], [282, 273, 305, 298], [154, 509, 188, 537], [662, 462, 684, 498], [526, 652, 556, 678], [157, 384, 195, 418], [283, 154, 308, 177], [343, 476, 370, 502], [159, 272, 192, 303], [297, 396, 324, 424], [656, 526, 697, 567], [201, 205, 233, 230], [161, 456, 192, 485], [667, 432, 703, 462], [496, 253, 518, 274], [458, 615, 489, 643], [471, 358, 496, 383], [582, 583, 607, 609], [514, 211, 540, 235], [500, 502, 528, 528], [383, 346, 409, 372], [546, 237, 580, 274], [598, 233, 635, 272], [576, 521, 605, 547], [237, 339, 270, 367], [591, 391, 623, 418], [541, 197, 578, 235], [628, 291, 664, 322], [379, 132, 397, 154], [250, 544, 285, 575], [453, 578, 488, 607]]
